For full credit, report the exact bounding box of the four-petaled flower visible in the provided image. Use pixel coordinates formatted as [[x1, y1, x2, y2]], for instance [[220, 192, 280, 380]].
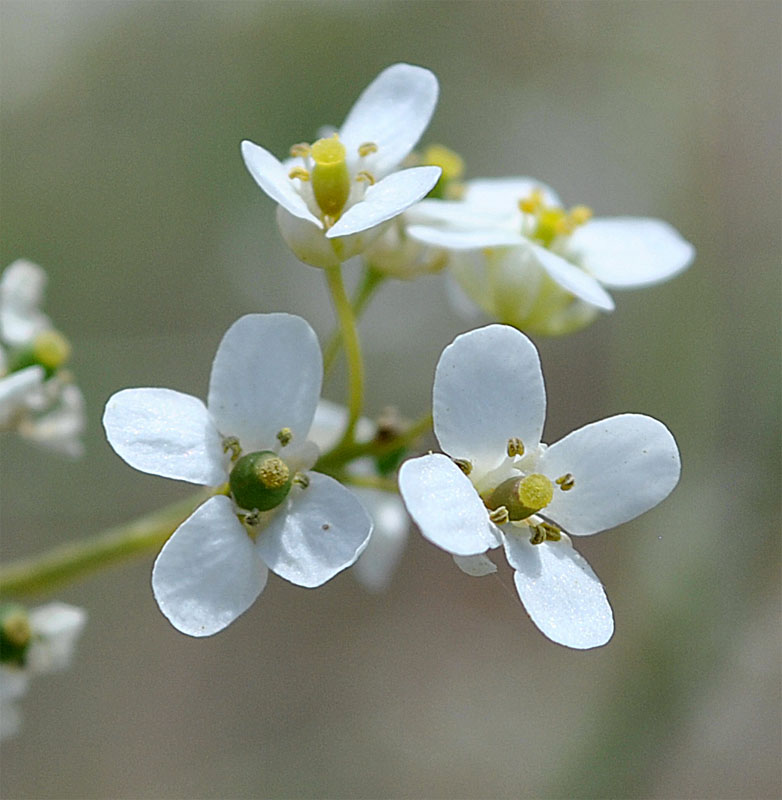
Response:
[[407, 177, 695, 335], [241, 63, 441, 268], [103, 314, 373, 637], [398, 324, 681, 649]]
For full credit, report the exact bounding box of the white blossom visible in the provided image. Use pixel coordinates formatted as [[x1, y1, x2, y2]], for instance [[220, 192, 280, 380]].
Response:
[[398, 324, 681, 648], [407, 178, 695, 335], [103, 314, 373, 637], [241, 63, 441, 268]]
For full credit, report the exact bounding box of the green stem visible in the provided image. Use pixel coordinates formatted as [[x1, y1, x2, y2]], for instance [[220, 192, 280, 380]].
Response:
[[324, 263, 364, 449], [0, 492, 209, 598], [323, 266, 385, 375], [316, 410, 433, 474], [338, 473, 399, 493]]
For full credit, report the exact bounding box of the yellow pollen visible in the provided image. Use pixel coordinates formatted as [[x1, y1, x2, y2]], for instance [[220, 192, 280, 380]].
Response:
[[517, 474, 554, 512], [256, 456, 290, 489], [358, 141, 378, 157], [276, 427, 293, 447], [356, 170, 376, 185], [33, 329, 71, 370], [288, 166, 310, 181], [422, 144, 465, 181], [289, 143, 311, 158]]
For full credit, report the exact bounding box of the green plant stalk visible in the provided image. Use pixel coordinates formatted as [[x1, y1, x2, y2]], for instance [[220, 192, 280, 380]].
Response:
[[0, 492, 209, 598], [323, 266, 385, 374], [324, 263, 365, 449]]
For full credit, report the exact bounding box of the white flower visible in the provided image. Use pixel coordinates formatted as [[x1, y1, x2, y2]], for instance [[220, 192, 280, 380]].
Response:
[[0, 260, 86, 456], [103, 314, 373, 637], [241, 63, 441, 268], [407, 178, 695, 335], [310, 400, 408, 592], [1, 602, 87, 740], [398, 324, 681, 649]]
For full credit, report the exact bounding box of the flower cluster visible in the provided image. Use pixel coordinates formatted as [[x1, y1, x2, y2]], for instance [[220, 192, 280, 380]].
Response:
[[0, 260, 85, 456], [92, 62, 688, 644]]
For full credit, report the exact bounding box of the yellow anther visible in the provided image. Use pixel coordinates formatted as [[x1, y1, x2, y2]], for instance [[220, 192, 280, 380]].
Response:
[[222, 436, 241, 460], [519, 188, 544, 215], [555, 473, 575, 491], [569, 205, 593, 226], [422, 144, 465, 181], [452, 458, 473, 476], [529, 521, 561, 545], [489, 506, 509, 525], [293, 472, 310, 489], [310, 135, 350, 218], [507, 437, 525, 457], [276, 427, 293, 447], [529, 525, 546, 545], [33, 329, 71, 370], [356, 170, 376, 185], [288, 166, 310, 182], [358, 141, 378, 157], [289, 143, 311, 158]]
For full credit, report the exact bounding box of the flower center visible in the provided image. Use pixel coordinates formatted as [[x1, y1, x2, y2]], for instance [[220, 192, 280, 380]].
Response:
[[310, 134, 351, 221], [229, 450, 293, 512], [421, 143, 465, 199], [486, 473, 554, 521], [518, 189, 592, 248]]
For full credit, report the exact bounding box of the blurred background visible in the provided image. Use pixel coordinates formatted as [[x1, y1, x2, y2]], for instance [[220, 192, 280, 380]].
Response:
[[1, 2, 779, 798]]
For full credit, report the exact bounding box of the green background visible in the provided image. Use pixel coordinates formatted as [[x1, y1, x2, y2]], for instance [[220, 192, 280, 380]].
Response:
[[1, 2, 780, 798]]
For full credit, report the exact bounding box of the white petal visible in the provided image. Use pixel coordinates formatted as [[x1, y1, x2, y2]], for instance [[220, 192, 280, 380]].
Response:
[[464, 177, 562, 213], [103, 388, 226, 485], [529, 243, 615, 310], [408, 198, 517, 230], [0, 366, 44, 422], [352, 489, 409, 592], [26, 603, 87, 674], [540, 414, 681, 535], [257, 472, 373, 587], [152, 496, 267, 637], [339, 63, 439, 175], [327, 167, 441, 239], [433, 325, 546, 475], [240, 140, 322, 227], [275, 206, 342, 267], [0, 259, 51, 345], [407, 224, 525, 250], [569, 217, 695, 288], [503, 532, 614, 649], [398, 454, 499, 556], [453, 553, 497, 576], [207, 314, 322, 452]]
